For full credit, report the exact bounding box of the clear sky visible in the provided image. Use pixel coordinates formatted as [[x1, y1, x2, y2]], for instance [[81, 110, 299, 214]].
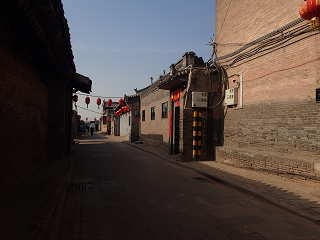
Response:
[[62, 0, 216, 121]]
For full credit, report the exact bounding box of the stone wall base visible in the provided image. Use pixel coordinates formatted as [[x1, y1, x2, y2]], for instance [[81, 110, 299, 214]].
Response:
[[216, 147, 320, 181]]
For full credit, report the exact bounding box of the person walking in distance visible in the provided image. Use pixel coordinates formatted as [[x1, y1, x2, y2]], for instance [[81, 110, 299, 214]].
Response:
[[90, 123, 95, 136]]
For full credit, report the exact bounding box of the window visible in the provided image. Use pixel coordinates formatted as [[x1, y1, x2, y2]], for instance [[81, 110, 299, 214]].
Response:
[[162, 102, 168, 118], [142, 110, 145, 121], [151, 107, 155, 120]]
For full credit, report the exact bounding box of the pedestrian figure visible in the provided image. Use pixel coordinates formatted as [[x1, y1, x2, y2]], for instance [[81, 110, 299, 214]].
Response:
[[90, 123, 95, 136]]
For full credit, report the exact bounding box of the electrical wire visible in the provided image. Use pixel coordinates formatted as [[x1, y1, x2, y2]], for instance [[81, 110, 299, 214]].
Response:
[[74, 92, 123, 99], [216, 0, 232, 40], [77, 105, 102, 114], [205, 17, 319, 115], [213, 20, 319, 71]]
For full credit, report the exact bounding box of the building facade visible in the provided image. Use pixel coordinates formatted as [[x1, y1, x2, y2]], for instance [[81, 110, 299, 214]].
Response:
[[139, 52, 222, 161], [0, 0, 91, 195], [215, 0, 320, 178]]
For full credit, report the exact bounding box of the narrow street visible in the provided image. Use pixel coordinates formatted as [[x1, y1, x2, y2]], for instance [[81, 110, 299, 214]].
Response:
[[58, 133, 320, 240]]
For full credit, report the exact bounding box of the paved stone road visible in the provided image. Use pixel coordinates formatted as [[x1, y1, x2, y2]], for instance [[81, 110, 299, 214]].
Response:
[[58, 133, 320, 240]]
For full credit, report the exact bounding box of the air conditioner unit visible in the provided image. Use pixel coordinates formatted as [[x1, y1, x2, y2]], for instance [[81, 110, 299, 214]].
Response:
[[225, 88, 238, 106], [192, 92, 207, 108]]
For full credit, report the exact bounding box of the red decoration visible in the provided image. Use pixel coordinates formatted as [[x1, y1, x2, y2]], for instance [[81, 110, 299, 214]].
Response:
[[119, 99, 124, 106], [85, 97, 90, 108], [73, 95, 78, 102], [107, 118, 110, 122], [299, 0, 320, 29], [78, 115, 81, 120], [97, 98, 101, 109], [86, 117, 88, 121], [125, 105, 129, 112], [171, 87, 182, 102], [94, 118, 96, 121], [299, 0, 320, 20], [108, 99, 112, 106]]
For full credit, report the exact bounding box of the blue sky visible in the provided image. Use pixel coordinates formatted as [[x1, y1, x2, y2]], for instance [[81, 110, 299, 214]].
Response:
[[62, 0, 216, 121]]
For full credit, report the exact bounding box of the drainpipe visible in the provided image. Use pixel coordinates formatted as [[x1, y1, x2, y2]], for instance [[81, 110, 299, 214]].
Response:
[[235, 71, 243, 109]]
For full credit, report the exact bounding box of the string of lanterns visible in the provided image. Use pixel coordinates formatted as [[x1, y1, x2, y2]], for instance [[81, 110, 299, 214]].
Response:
[[73, 94, 131, 120], [73, 95, 126, 108]]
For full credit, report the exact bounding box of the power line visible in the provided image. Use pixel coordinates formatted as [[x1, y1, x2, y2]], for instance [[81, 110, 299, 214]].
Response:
[[216, 0, 232, 40], [75, 93, 123, 99], [77, 105, 102, 114]]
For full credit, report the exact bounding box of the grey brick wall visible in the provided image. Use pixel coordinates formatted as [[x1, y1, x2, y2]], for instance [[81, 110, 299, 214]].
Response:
[[215, 0, 320, 177]]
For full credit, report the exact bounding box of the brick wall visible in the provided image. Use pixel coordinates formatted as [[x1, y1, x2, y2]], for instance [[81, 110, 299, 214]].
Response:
[[140, 88, 170, 152], [0, 43, 48, 195], [127, 99, 140, 142], [215, 0, 320, 177]]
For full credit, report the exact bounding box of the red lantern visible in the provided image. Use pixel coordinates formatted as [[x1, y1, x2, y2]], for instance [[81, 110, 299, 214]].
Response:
[[86, 117, 88, 121], [85, 97, 90, 108], [125, 105, 129, 112], [107, 118, 110, 122], [119, 98, 124, 106], [94, 118, 96, 121], [73, 95, 78, 102], [78, 115, 81, 120], [97, 98, 101, 109], [299, 0, 320, 29], [108, 99, 112, 106]]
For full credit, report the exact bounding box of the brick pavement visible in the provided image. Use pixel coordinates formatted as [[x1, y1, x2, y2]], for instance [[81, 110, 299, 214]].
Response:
[[0, 140, 78, 240], [1, 132, 320, 240], [59, 133, 320, 239], [117, 135, 320, 224]]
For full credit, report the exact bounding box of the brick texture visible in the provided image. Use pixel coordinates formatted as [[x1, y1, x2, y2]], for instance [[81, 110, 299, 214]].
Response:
[[140, 87, 171, 152], [215, 0, 320, 177], [0, 43, 48, 195]]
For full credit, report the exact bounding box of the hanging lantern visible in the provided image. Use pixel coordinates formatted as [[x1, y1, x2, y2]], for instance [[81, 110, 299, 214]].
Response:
[[85, 97, 90, 108], [108, 99, 112, 106], [125, 105, 129, 112], [299, 0, 320, 29], [78, 115, 81, 120], [119, 98, 124, 106], [107, 118, 110, 122], [86, 117, 88, 121], [73, 95, 78, 102], [97, 98, 101, 109]]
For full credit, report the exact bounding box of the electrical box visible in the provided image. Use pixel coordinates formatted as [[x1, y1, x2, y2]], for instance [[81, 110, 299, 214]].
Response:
[[225, 88, 238, 106], [317, 88, 320, 103], [192, 92, 207, 108]]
